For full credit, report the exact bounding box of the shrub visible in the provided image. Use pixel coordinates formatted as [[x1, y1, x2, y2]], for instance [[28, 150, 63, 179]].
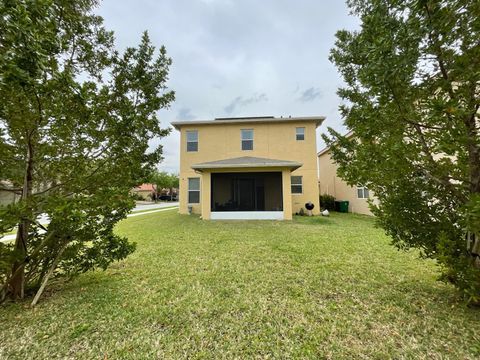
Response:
[[131, 193, 146, 201], [320, 194, 335, 211]]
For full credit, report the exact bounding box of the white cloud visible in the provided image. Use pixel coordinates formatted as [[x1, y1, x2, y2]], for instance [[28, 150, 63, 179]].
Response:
[[224, 93, 268, 114], [298, 87, 322, 102], [96, 0, 359, 173]]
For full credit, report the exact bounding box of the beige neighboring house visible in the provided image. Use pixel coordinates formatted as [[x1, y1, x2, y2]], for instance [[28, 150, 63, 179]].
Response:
[[0, 181, 20, 206], [131, 183, 156, 200], [318, 143, 376, 216], [171, 116, 325, 220]]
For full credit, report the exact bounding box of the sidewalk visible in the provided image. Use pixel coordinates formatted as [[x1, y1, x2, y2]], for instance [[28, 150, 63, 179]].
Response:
[[133, 201, 179, 212], [0, 205, 179, 243]]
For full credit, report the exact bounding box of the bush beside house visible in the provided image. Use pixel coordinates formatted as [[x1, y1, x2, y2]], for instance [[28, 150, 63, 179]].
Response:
[[320, 194, 335, 211]]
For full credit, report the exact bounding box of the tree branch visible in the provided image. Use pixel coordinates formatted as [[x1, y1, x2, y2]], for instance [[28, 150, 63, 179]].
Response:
[[386, 81, 469, 200], [31, 241, 68, 307], [423, 3, 456, 100], [403, 118, 443, 131], [0, 187, 22, 193], [32, 150, 116, 197]]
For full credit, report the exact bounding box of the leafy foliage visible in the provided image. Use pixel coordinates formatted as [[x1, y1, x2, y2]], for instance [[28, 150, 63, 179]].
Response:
[[0, 0, 174, 302], [150, 171, 179, 200], [320, 194, 336, 211], [326, 0, 480, 302]]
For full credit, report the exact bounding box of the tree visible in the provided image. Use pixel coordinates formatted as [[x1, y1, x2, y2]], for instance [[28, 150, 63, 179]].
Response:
[[169, 173, 179, 201], [0, 0, 175, 304], [150, 171, 179, 201], [325, 0, 480, 303]]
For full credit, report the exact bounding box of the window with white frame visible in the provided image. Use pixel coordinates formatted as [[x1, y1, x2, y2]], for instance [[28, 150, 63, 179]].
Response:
[[296, 127, 305, 141], [241, 129, 254, 150], [357, 186, 369, 199], [291, 176, 303, 194], [186, 130, 198, 152], [188, 178, 200, 203]]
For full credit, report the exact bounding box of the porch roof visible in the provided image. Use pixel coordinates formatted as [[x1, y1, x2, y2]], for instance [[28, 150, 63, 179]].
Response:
[[191, 156, 302, 172]]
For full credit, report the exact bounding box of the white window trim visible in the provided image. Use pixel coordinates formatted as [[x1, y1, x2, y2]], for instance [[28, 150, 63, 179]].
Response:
[[188, 178, 200, 204], [291, 176, 303, 195], [356, 186, 369, 199], [186, 130, 198, 152], [296, 127, 305, 141], [241, 129, 254, 151]]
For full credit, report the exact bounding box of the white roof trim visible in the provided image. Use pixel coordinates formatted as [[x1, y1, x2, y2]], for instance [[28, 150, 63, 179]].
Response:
[[172, 116, 326, 130]]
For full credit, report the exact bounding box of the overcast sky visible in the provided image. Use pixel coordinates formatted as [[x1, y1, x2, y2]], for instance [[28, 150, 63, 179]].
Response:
[[96, 0, 359, 173]]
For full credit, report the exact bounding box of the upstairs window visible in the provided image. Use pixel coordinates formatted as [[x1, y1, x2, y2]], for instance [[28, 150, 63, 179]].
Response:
[[357, 186, 369, 199], [291, 176, 303, 194], [186, 130, 198, 152], [188, 178, 200, 203], [296, 127, 305, 141], [241, 129, 254, 150]]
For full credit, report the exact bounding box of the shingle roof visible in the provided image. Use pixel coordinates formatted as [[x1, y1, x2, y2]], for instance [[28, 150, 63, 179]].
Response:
[[191, 156, 303, 171], [134, 183, 156, 191]]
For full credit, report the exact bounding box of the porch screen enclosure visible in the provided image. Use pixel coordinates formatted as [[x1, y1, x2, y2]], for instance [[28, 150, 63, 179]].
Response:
[[211, 172, 283, 212]]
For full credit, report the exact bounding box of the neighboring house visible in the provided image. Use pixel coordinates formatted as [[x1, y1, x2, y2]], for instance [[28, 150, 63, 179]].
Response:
[[0, 191, 17, 206], [158, 187, 178, 195], [171, 116, 325, 220], [0, 181, 20, 206], [318, 145, 376, 215], [131, 183, 156, 200], [158, 187, 179, 200]]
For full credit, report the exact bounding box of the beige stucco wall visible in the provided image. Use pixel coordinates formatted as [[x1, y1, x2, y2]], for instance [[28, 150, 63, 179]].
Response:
[[318, 150, 376, 215], [0, 191, 18, 206], [178, 120, 320, 219]]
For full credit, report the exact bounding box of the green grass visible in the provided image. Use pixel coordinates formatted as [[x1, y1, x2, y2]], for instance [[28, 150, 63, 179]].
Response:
[[1, 212, 480, 359], [0, 208, 178, 237]]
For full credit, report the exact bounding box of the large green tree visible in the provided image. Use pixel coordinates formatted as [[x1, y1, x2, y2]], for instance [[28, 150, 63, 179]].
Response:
[[150, 171, 179, 201], [325, 0, 480, 302], [0, 0, 174, 303]]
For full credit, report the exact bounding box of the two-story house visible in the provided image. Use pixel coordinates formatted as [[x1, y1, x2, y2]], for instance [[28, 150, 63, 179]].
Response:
[[317, 134, 377, 215], [171, 116, 324, 220]]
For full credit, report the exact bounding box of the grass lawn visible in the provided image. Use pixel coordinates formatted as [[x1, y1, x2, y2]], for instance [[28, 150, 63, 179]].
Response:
[[0, 207, 178, 238], [1, 211, 480, 359]]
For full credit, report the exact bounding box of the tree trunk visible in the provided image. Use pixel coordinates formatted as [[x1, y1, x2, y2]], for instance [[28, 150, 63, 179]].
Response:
[[8, 223, 28, 299], [464, 107, 480, 268], [7, 134, 34, 299], [31, 242, 68, 307]]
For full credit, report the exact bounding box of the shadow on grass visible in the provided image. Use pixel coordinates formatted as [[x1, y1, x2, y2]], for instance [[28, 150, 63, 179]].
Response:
[[293, 214, 337, 226]]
